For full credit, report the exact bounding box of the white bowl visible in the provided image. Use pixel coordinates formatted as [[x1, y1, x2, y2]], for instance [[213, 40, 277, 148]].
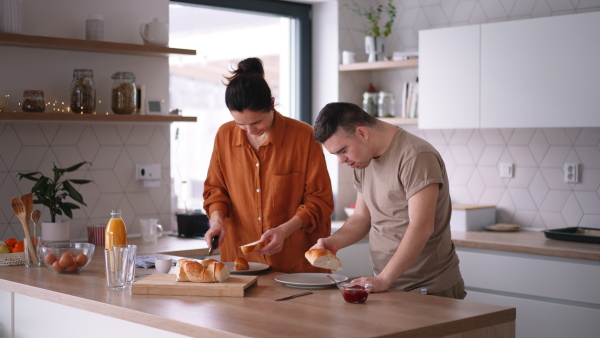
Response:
[[344, 207, 354, 217]]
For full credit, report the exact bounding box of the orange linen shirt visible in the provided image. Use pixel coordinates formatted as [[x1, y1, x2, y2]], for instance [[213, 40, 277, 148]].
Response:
[[203, 111, 334, 273]]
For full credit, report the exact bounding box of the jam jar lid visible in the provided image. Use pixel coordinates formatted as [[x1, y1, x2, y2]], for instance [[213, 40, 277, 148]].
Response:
[[111, 71, 136, 80]]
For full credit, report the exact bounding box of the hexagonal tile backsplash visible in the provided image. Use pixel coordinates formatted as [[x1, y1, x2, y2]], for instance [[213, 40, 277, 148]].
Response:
[[338, 0, 600, 230], [0, 122, 172, 241]]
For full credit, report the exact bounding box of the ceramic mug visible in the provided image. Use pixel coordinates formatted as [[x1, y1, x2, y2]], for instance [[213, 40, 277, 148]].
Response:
[[342, 50, 356, 65], [140, 218, 163, 243], [139, 18, 169, 46]]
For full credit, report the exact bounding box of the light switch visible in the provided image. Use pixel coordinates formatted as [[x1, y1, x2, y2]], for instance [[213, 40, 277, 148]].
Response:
[[499, 163, 514, 178]]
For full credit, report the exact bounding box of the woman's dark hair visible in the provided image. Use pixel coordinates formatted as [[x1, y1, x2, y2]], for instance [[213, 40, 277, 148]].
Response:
[[314, 102, 378, 143], [224, 57, 273, 113]]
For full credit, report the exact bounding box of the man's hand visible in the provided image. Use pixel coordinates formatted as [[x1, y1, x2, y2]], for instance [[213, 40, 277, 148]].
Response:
[[350, 276, 392, 293]]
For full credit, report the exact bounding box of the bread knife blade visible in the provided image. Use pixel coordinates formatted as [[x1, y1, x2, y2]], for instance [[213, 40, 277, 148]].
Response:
[[208, 235, 218, 256]]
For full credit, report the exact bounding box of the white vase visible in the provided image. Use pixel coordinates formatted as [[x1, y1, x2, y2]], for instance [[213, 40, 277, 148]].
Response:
[[365, 36, 385, 62], [41, 221, 70, 243]]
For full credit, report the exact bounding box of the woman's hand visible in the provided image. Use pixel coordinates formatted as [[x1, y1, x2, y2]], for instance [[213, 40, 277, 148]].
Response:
[[205, 210, 226, 249], [255, 227, 285, 255]]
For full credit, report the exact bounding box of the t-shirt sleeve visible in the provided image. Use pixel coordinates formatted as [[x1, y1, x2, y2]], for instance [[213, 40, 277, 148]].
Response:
[[400, 152, 445, 200]]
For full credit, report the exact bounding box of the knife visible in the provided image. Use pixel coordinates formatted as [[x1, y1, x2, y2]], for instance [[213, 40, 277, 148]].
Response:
[[275, 291, 313, 301], [208, 235, 218, 256]]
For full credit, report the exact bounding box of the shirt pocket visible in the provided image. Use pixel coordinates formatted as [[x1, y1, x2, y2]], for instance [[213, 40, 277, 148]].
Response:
[[272, 172, 304, 216]]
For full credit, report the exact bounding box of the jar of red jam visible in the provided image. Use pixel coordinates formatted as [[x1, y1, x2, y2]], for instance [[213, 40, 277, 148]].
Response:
[[339, 283, 373, 304]]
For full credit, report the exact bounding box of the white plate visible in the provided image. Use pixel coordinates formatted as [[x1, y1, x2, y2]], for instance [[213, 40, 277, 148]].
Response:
[[274, 273, 348, 289], [222, 261, 270, 274]]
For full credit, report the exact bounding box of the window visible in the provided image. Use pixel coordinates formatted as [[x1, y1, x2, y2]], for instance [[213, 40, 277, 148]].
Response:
[[169, 0, 311, 212]]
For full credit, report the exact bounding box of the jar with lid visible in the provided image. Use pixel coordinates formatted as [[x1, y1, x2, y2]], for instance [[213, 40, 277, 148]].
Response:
[[111, 72, 137, 114], [362, 92, 378, 116], [105, 210, 127, 250], [377, 91, 396, 117], [70, 69, 96, 114], [22, 90, 45, 112]]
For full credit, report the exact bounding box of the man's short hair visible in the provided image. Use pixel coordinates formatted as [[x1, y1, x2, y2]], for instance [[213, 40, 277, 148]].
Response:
[[314, 102, 377, 143]]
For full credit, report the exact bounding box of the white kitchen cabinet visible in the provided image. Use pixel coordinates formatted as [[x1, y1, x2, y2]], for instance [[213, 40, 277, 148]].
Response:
[[335, 238, 372, 279], [480, 11, 600, 128], [457, 247, 600, 338], [419, 25, 480, 129], [419, 11, 600, 129], [11, 293, 188, 338]]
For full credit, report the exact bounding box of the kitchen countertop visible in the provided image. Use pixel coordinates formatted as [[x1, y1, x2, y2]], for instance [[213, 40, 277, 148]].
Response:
[[0, 236, 515, 338], [451, 230, 600, 261]]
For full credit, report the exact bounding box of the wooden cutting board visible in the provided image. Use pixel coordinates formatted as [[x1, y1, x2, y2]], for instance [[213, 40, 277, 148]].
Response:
[[131, 274, 258, 297]]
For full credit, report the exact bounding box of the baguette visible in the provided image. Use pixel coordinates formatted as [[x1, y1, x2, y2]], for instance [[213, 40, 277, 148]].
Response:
[[206, 261, 230, 282], [305, 249, 343, 271], [199, 258, 219, 268], [175, 258, 230, 283], [240, 240, 264, 254], [234, 257, 249, 271]]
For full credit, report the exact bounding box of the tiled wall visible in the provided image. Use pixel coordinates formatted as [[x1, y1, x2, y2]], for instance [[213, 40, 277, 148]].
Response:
[[0, 122, 173, 241], [338, 0, 600, 229]]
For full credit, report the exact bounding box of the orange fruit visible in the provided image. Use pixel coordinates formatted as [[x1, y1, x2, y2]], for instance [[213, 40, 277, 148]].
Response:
[[5, 238, 17, 247], [11, 241, 24, 253]]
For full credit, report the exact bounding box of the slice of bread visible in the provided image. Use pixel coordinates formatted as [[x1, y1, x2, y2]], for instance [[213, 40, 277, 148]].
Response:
[[240, 240, 264, 254], [305, 249, 343, 271], [234, 257, 249, 271]]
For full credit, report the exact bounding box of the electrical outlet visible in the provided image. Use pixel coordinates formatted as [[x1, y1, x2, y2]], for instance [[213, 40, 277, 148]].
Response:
[[499, 163, 514, 178], [563, 163, 580, 183], [136, 164, 161, 180]]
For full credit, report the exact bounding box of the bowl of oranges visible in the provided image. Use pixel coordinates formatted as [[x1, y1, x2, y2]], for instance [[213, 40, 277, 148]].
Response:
[[39, 242, 95, 273], [0, 238, 27, 266]]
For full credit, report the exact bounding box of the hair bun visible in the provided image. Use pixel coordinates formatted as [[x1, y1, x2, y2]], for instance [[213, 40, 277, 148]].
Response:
[[236, 57, 265, 77]]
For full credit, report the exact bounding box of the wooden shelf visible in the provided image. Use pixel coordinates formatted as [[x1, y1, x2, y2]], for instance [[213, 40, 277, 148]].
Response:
[[0, 32, 196, 57], [378, 117, 418, 125], [0, 112, 196, 123], [339, 59, 418, 72]]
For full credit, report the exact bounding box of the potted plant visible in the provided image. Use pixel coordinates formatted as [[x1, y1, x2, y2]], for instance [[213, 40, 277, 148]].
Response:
[[343, 0, 397, 62], [17, 161, 92, 242]]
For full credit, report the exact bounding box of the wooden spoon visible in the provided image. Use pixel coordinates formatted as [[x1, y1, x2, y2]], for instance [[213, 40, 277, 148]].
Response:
[[20, 193, 33, 234], [11, 197, 39, 264], [31, 209, 41, 239]]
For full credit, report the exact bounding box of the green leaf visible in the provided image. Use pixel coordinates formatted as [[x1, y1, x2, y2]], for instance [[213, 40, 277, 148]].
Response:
[[63, 181, 86, 205], [68, 179, 93, 185], [65, 161, 91, 172]]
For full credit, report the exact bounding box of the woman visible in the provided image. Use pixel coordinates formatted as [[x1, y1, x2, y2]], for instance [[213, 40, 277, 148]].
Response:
[[203, 57, 334, 273]]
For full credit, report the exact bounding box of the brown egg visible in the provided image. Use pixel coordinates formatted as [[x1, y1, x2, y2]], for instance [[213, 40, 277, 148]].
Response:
[[52, 261, 65, 272], [45, 252, 57, 265], [66, 262, 79, 272], [76, 253, 88, 266], [59, 252, 74, 267], [67, 251, 76, 258]]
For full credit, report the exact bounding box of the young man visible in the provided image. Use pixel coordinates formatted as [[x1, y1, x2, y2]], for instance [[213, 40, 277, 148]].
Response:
[[312, 102, 466, 299]]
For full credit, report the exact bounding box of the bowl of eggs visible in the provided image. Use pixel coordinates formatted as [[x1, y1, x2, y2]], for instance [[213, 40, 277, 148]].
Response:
[[40, 242, 95, 273]]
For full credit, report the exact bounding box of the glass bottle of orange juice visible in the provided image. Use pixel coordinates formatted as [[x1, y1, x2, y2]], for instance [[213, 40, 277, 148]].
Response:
[[105, 210, 127, 249]]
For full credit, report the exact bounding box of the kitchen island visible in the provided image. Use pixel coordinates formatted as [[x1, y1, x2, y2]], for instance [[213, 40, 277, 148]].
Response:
[[0, 236, 515, 338]]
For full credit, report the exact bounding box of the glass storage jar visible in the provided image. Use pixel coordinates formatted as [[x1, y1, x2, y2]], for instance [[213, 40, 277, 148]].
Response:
[[362, 92, 378, 116], [111, 72, 137, 115], [22, 90, 45, 112], [70, 69, 96, 114], [377, 91, 396, 117]]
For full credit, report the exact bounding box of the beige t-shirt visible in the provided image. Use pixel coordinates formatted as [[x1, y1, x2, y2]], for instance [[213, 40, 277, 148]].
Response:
[[354, 128, 461, 293]]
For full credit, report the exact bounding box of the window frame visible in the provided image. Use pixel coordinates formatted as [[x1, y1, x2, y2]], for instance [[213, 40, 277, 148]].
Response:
[[171, 0, 312, 124]]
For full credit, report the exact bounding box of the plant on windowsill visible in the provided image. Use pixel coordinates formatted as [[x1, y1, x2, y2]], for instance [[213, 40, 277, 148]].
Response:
[[17, 161, 93, 241], [343, 0, 397, 62]]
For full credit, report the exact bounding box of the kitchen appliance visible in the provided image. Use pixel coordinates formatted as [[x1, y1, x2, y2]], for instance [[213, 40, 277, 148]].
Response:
[[176, 213, 209, 238]]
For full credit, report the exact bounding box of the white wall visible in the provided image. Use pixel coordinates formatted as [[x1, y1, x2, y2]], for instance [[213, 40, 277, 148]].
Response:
[[0, 0, 173, 241]]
